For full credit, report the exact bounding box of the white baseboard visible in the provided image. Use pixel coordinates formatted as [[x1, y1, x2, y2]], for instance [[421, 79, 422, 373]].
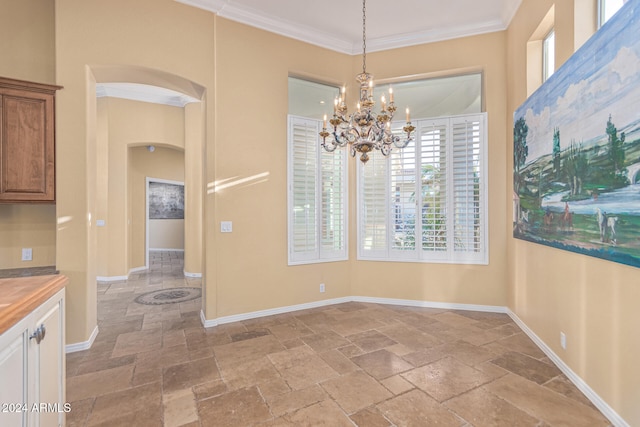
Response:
[[65, 325, 99, 353], [197, 295, 626, 426], [129, 266, 148, 274], [507, 310, 629, 427], [199, 297, 352, 328], [352, 296, 507, 313], [184, 271, 202, 278], [96, 275, 128, 282], [198, 296, 506, 329], [149, 248, 185, 252]]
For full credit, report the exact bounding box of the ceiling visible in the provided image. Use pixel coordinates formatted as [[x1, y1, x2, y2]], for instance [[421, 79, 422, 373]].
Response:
[[177, 0, 522, 54], [97, 0, 522, 107]]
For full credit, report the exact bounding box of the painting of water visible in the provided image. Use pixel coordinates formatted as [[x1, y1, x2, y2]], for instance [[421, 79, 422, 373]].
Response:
[[513, 0, 640, 268]]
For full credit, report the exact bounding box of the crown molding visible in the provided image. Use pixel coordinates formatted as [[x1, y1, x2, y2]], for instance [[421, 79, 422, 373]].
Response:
[[218, 2, 354, 54], [364, 19, 508, 53], [501, 0, 523, 27], [176, 0, 518, 55], [176, 0, 228, 14]]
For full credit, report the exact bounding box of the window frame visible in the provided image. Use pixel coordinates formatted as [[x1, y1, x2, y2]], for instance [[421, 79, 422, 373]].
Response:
[[543, 29, 555, 82], [598, 0, 626, 28], [287, 114, 349, 266], [356, 112, 488, 265]]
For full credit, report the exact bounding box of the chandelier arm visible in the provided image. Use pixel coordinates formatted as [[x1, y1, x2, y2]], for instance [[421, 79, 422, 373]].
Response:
[[332, 131, 346, 146], [322, 140, 338, 152], [394, 135, 413, 149]]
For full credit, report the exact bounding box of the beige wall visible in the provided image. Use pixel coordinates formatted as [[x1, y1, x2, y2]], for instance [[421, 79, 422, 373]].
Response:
[[0, 0, 55, 84], [211, 19, 353, 318], [184, 102, 204, 276], [55, 0, 215, 344], [149, 220, 184, 250], [4, 0, 636, 423], [0, 205, 56, 269], [507, 1, 640, 424], [0, 0, 57, 270], [129, 146, 185, 267], [98, 97, 185, 277], [350, 32, 509, 306]]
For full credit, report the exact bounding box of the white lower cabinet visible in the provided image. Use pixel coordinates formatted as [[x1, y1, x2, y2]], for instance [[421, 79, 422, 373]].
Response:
[[0, 289, 65, 427]]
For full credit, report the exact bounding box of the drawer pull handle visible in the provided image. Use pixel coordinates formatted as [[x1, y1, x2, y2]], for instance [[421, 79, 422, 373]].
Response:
[[29, 324, 46, 344]]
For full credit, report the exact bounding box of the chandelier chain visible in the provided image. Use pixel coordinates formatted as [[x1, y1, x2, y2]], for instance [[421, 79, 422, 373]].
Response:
[[362, 0, 366, 74], [318, 0, 415, 163]]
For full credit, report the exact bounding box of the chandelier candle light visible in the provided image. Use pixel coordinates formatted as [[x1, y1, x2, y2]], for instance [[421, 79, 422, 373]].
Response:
[[319, 0, 415, 163]]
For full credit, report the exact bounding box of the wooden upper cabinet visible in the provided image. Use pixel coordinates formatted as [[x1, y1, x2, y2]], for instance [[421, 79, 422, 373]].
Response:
[[0, 77, 61, 203]]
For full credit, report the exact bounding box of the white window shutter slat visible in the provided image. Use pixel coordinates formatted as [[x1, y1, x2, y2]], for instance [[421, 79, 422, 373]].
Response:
[[289, 117, 318, 263], [450, 114, 486, 263], [419, 120, 449, 256], [357, 113, 487, 265], [288, 115, 348, 265], [358, 149, 388, 258]]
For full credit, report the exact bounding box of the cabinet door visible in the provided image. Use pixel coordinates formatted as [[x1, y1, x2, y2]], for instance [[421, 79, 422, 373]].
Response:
[[0, 89, 55, 202], [0, 326, 28, 427], [29, 295, 64, 427]]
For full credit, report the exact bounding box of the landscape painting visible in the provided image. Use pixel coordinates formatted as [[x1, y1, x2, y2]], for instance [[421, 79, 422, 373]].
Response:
[[513, 0, 640, 268]]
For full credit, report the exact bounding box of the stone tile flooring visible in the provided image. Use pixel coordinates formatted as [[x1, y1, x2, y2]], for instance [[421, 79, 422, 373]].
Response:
[[66, 251, 612, 426]]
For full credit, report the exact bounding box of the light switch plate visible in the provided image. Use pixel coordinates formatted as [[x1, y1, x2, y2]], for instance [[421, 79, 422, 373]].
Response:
[[96, 219, 106, 227], [221, 221, 233, 233]]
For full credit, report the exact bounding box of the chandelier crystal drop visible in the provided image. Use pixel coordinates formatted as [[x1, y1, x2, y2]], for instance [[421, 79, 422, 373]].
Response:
[[320, 0, 415, 164]]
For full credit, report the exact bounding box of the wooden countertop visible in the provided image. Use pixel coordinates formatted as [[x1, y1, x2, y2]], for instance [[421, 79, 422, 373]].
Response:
[[0, 274, 66, 335]]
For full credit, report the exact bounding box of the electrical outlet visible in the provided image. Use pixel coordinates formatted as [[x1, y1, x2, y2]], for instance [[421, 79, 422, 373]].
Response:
[[319, 283, 325, 293], [22, 248, 33, 261], [220, 221, 233, 233], [560, 332, 567, 350]]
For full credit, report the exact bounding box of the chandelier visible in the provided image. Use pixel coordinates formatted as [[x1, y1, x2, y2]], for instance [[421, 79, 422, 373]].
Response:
[[320, 0, 415, 164]]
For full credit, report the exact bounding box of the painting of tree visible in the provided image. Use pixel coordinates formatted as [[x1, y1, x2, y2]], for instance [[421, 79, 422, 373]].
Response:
[[513, 0, 640, 268]]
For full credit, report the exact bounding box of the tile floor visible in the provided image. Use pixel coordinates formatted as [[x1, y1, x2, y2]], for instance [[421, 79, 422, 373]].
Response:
[[66, 251, 611, 426]]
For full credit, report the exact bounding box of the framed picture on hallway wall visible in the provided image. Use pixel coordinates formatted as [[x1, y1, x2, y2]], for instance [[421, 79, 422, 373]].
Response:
[[513, 0, 640, 268], [149, 181, 184, 219]]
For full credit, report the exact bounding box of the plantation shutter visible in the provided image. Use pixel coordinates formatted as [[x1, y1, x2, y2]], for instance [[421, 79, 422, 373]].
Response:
[[288, 115, 347, 264], [419, 119, 449, 259], [389, 125, 418, 257], [288, 116, 319, 262], [358, 147, 389, 259], [320, 146, 347, 260], [357, 112, 487, 264], [450, 114, 486, 262]]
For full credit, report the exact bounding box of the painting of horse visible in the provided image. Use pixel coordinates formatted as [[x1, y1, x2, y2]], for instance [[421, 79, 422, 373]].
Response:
[[513, 0, 640, 268]]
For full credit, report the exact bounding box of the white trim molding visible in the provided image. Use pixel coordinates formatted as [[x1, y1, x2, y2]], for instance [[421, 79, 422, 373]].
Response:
[[65, 325, 99, 353], [146, 178, 185, 269], [199, 297, 352, 329], [352, 296, 506, 314], [175, 0, 521, 55], [96, 275, 129, 282], [199, 296, 505, 328], [197, 295, 627, 426], [507, 310, 629, 427], [184, 271, 202, 278]]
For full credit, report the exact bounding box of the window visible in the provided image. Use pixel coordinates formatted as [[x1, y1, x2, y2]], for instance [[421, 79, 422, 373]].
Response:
[[599, 0, 627, 27], [543, 29, 555, 82], [526, 5, 554, 95], [358, 113, 487, 264], [287, 78, 347, 265]]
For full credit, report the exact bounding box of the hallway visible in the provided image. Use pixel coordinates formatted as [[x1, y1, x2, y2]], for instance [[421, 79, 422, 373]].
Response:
[[65, 251, 611, 426]]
